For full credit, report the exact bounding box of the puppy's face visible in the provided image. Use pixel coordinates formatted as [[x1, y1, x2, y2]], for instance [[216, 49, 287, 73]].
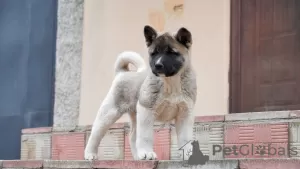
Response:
[[143, 26, 192, 77]]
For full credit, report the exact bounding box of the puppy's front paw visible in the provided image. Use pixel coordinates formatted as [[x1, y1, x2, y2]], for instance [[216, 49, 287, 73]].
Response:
[[138, 151, 157, 160], [84, 151, 98, 160]]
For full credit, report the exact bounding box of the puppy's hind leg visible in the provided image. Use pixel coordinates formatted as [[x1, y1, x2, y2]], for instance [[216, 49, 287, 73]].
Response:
[[84, 98, 122, 160], [128, 112, 137, 160]]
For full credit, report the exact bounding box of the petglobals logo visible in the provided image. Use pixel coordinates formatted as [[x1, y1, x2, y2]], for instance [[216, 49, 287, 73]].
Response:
[[179, 140, 210, 166], [212, 143, 298, 156]]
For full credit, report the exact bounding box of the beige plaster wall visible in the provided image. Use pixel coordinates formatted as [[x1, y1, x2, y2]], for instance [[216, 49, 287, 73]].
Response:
[[79, 0, 230, 125]]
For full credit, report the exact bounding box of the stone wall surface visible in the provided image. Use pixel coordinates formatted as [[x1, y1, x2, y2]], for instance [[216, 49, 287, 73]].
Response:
[[54, 0, 84, 127]]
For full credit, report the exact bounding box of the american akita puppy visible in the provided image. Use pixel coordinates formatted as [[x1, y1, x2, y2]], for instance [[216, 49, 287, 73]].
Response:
[[84, 25, 197, 160]]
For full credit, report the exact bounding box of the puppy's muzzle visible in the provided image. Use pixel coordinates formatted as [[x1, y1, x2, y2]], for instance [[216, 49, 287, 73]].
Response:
[[152, 56, 183, 77], [154, 62, 164, 72], [153, 58, 165, 74]]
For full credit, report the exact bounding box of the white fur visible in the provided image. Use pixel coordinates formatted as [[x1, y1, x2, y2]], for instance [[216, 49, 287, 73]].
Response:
[[114, 51, 147, 73], [84, 51, 196, 161]]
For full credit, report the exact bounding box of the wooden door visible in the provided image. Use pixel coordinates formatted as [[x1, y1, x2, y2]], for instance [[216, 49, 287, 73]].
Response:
[[230, 0, 300, 113]]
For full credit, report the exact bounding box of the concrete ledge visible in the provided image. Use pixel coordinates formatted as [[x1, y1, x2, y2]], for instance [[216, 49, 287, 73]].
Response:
[[290, 111, 300, 118], [93, 160, 158, 169], [2, 160, 43, 168], [1, 159, 300, 169], [76, 123, 125, 132], [195, 115, 225, 122], [239, 159, 300, 169], [43, 160, 92, 169], [157, 160, 238, 169], [22, 127, 52, 134], [52, 123, 125, 133], [225, 110, 294, 121], [51, 126, 77, 132]]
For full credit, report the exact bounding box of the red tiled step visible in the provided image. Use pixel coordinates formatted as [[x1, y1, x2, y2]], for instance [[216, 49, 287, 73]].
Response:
[[124, 126, 170, 160], [51, 132, 85, 160], [224, 122, 289, 159]]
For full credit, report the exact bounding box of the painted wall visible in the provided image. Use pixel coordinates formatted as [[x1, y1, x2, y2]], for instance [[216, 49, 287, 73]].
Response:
[[79, 0, 230, 125]]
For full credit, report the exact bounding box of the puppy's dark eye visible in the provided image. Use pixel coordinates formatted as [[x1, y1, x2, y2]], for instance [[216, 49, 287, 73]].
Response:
[[150, 49, 158, 56], [150, 52, 157, 56]]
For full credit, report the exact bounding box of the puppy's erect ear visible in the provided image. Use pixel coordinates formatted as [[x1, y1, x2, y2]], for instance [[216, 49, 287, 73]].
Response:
[[175, 27, 192, 48], [144, 25, 157, 47]]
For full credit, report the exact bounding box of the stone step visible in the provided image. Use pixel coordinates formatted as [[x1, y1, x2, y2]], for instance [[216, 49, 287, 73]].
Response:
[[1, 159, 300, 169], [20, 110, 300, 161]]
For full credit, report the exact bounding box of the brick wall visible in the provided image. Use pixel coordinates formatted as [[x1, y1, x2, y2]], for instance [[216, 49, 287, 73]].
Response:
[[20, 110, 300, 161]]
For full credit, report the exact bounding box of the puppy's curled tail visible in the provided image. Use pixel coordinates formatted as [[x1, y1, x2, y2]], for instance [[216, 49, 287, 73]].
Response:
[[114, 51, 146, 74]]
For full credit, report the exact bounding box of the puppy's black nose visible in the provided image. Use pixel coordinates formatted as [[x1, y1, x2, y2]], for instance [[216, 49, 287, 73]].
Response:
[[155, 63, 164, 70]]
